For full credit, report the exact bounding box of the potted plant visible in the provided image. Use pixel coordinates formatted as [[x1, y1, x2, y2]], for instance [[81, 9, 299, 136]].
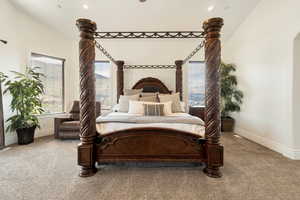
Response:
[[2, 67, 45, 145], [220, 62, 243, 132]]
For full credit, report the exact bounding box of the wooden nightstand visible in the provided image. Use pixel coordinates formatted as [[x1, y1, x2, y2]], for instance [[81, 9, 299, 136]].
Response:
[[189, 106, 205, 121]]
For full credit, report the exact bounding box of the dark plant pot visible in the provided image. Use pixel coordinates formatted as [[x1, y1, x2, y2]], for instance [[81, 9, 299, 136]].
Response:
[[221, 117, 235, 132], [16, 126, 36, 145]]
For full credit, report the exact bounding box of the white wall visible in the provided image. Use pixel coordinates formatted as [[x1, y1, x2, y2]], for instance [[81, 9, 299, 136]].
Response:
[[293, 34, 300, 154], [0, 0, 74, 145], [223, 0, 300, 159]]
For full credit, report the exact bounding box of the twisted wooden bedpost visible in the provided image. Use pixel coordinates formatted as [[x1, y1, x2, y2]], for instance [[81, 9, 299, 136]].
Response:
[[116, 60, 124, 102], [175, 60, 183, 100], [76, 18, 98, 177], [203, 18, 224, 178]]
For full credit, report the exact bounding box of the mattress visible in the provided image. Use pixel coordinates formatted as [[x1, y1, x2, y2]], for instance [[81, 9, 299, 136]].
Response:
[[96, 112, 205, 137]]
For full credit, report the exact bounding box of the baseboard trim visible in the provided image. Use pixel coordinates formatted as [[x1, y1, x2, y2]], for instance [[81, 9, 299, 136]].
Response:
[[235, 127, 300, 160]]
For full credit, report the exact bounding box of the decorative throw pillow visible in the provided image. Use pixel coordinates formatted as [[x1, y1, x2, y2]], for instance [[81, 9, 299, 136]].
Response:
[[141, 101, 172, 116], [158, 93, 183, 113], [124, 89, 143, 96], [139, 95, 158, 102], [119, 94, 140, 112], [180, 101, 187, 112], [112, 104, 120, 112], [143, 103, 165, 116], [141, 92, 158, 97], [162, 101, 173, 116], [128, 101, 144, 115]]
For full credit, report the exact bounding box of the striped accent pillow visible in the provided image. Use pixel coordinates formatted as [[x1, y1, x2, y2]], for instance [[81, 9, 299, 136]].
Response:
[[143, 103, 165, 116]]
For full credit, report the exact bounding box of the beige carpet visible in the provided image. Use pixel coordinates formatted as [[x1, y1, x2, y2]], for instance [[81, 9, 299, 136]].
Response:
[[0, 133, 300, 200]]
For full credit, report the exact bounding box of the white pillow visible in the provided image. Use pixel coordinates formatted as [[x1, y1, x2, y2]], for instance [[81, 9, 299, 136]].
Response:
[[128, 100, 144, 115], [180, 101, 186, 112], [119, 94, 140, 112], [141, 92, 158, 97], [159, 93, 183, 113], [162, 101, 173, 116], [141, 101, 172, 116], [124, 89, 143, 96], [112, 104, 120, 112]]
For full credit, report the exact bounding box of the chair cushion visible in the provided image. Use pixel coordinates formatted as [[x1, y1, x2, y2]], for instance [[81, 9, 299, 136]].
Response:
[[119, 94, 140, 112], [68, 101, 101, 119], [60, 121, 80, 131], [69, 101, 80, 120]]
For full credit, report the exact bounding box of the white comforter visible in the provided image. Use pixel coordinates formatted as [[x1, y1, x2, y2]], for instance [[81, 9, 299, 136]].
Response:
[[96, 112, 205, 137]]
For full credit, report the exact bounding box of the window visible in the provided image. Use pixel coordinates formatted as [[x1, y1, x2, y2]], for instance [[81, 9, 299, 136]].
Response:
[[31, 53, 65, 114], [188, 61, 205, 107], [95, 61, 112, 109]]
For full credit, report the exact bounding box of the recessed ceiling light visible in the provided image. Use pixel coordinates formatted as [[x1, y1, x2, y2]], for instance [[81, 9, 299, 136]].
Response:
[[207, 5, 215, 12], [83, 4, 89, 10]]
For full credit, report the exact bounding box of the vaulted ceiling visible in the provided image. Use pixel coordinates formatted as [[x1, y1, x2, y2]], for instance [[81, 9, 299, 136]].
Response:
[[10, 0, 261, 40]]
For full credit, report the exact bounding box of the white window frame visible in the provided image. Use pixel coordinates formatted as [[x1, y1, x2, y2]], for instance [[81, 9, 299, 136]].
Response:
[[30, 52, 65, 115]]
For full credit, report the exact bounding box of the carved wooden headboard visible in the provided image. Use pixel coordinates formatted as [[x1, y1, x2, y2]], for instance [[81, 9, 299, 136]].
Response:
[[116, 60, 183, 101], [132, 77, 172, 94]]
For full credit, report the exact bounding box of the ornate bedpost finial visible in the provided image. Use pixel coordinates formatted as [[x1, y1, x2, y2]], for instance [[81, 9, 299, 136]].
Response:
[[203, 17, 224, 178], [203, 17, 224, 39], [76, 18, 98, 177], [76, 18, 97, 39]]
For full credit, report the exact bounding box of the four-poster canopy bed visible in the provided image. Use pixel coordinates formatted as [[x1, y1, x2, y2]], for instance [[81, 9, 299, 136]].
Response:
[[76, 17, 224, 178]]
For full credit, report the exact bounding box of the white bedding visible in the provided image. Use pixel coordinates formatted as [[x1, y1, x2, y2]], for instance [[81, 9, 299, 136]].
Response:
[[96, 112, 205, 137]]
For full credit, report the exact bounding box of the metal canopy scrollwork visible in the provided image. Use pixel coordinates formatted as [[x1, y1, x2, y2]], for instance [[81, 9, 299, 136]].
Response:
[[182, 40, 205, 65], [94, 41, 117, 65], [124, 65, 176, 69], [0, 39, 7, 44], [95, 31, 204, 39]]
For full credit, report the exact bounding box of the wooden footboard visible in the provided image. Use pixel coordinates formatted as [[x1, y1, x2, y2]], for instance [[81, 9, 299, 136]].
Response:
[[95, 128, 207, 163]]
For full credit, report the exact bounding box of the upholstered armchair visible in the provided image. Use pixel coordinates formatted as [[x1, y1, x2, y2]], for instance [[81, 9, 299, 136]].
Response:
[[54, 101, 101, 139]]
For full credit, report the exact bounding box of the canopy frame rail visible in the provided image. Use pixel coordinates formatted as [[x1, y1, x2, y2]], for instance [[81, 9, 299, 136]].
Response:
[[94, 40, 117, 65], [182, 40, 205, 65], [94, 31, 205, 39], [124, 65, 176, 69]]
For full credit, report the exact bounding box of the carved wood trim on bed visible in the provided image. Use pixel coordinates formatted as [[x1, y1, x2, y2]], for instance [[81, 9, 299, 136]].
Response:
[[96, 128, 206, 162], [132, 77, 172, 94], [203, 18, 224, 178], [76, 18, 98, 177]]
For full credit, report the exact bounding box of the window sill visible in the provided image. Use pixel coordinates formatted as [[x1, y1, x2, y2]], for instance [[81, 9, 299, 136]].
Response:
[[36, 112, 68, 119], [189, 105, 205, 108]]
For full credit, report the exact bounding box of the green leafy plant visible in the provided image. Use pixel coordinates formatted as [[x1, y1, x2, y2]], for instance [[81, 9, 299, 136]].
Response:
[[2, 67, 45, 132], [220, 62, 243, 118], [0, 72, 7, 83]]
